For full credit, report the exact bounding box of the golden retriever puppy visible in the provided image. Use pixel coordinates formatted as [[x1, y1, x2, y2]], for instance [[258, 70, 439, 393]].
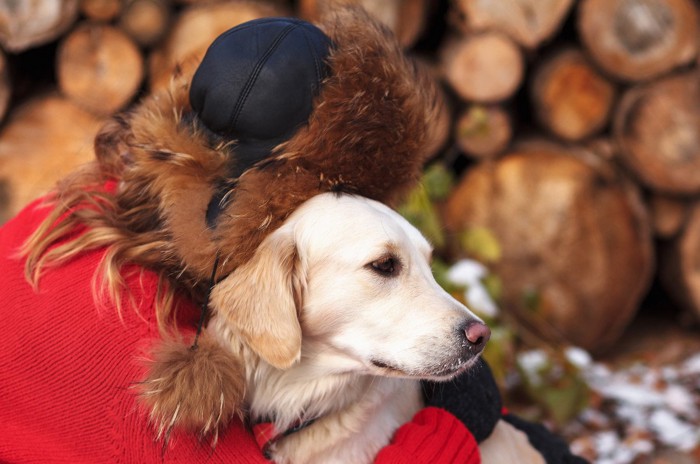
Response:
[[208, 192, 493, 463]]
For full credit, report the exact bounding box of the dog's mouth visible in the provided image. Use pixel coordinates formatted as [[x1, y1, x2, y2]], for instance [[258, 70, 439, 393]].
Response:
[[422, 356, 481, 381], [369, 356, 480, 380], [369, 359, 407, 375]]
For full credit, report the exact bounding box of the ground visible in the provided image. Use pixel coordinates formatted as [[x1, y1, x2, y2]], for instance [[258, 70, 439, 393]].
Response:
[[554, 312, 700, 464]]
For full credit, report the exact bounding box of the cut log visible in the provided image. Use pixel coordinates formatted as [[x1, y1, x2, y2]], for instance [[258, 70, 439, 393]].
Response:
[[173, 0, 289, 3], [453, 0, 574, 50], [57, 23, 144, 116], [149, 1, 284, 92], [0, 0, 80, 52], [80, 0, 122, 21], [614, 72, 700, 195], [0, 94, 105, 224], [531, 48, 616, 142], [119, 0, 171, 47], [648, 193, 690, 239], [578, 0, 699, 82], [443, 144, 654, 352], [661, 201, 700, 321], [454, 104, 512, 159], [443, 32, 524, 103], [584, 138, 617, 162], [0, 49, 9, 123], [298, 0, 429, 48]]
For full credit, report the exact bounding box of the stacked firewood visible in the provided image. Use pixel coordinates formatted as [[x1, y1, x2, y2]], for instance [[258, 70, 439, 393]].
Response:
[[0, 0, 289, 220], [440, 0, 700, 354], [0, 0, 699, 353]]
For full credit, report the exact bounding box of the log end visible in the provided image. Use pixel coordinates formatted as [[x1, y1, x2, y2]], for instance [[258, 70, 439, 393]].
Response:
[[578, 0, 700, 81], [444, 146, 654, 352], [57, 24, 144, 116], [443, 32, 524, 103]]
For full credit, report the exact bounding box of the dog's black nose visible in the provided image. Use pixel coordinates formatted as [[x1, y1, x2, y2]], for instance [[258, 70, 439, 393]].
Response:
[[464, 321, 490, 353]]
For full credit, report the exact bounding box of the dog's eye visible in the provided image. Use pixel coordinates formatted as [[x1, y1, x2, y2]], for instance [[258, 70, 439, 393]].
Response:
[[369, 256, 399, 276]]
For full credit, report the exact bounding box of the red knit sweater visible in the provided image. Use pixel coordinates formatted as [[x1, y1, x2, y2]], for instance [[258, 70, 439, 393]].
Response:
[[0, 199, 480, 463]]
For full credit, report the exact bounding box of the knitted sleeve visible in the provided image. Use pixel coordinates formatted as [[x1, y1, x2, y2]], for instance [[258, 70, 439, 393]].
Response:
[[374, 407, 480, 464]]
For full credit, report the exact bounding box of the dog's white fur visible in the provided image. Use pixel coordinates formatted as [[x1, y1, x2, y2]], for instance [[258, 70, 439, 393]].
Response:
[[209, 193, 541, 464]]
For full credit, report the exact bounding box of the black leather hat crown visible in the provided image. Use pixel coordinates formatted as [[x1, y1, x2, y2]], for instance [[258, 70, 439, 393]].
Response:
[[190, 18, 333, 169]]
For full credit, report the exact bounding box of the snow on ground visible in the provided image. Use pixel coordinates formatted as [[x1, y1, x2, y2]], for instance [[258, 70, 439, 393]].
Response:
[[444, 260, 700, 463], [564, 351, 700, 463], [446, 259, 499, 318]]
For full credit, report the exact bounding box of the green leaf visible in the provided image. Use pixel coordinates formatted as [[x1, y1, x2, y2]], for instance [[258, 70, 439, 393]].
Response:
[[516, 350, 591, 426], [481, 325, 516, 389], [422, 163, 454, 201], [540, 375, 590, 426], [459, 227, 502, 263], [397, 185, 445, 248], [482, 273, 503, 303], [458, 105, 489, 138], [523, 288, 541, 313]]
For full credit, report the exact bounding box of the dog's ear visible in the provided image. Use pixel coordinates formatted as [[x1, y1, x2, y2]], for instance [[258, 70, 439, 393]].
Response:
[[210, 225, 303, 369]]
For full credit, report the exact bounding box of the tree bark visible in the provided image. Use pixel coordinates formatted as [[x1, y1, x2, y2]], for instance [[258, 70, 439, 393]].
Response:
[[454, 104, 512, 159], [80, 0, 122, 21], [578, 0, 699, 81], [453, 0, 574, 50], [614, 71, 700, 195], [298, 0, 429, 48], [584, 138, 617, 162], [0, 94, 105, 223], [443, 143, 654, 352], [661, 201, 700, 321], [57, 23, 143, 116], [0, 0, 79, 52], [442, 32, 524, 103], [648, 193, 690, 239], [0, 49, 9, 123], [531, 48, 616, 142]]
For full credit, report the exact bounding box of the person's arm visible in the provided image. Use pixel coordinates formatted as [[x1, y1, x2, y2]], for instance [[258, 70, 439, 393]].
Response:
[[375, 407, 480, 464], [421, 359, 589, 464]]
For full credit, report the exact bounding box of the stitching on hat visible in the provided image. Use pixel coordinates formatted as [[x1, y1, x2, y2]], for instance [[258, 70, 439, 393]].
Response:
[[229, 23, 300, 133], [300, 26, 323, 89], [206, 18, 295, 51]]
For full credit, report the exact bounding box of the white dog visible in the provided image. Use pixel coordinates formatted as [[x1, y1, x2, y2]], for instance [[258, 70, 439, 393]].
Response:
[[208, 193, 543, 464]]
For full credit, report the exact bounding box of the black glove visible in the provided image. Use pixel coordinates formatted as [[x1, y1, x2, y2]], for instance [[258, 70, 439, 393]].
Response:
[[502, 413, 590, 464], [423, 358, 590, 464], [422, 358, 502, 442]]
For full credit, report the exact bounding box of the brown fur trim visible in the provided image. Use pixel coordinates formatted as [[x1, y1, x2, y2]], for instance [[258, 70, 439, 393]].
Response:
[[26, 6, 444, 305], [115, 5, 447, 283], [135, 332, 246, 443], [210, 6, 446, 276]]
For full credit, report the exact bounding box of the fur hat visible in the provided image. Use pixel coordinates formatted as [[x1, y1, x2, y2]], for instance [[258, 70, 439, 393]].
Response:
[[189, 17, 333, 183], [94, 6, 446, 441]]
